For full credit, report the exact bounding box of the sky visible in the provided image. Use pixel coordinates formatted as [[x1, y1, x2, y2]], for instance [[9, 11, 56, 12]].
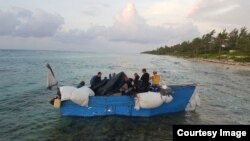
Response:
[[0, 0, 249, 53]]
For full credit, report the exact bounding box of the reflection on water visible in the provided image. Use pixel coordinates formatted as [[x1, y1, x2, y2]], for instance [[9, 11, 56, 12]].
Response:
[[48, 114, 188, 141], [0, 50, 249, 141]]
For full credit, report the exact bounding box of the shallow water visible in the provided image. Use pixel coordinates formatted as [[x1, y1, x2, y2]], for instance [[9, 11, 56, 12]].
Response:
[[0, 50, 249, 141]]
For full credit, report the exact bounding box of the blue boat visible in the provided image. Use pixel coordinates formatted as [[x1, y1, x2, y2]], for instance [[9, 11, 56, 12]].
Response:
[[46, 65, 199, 117], [60, 85, 197, 117]]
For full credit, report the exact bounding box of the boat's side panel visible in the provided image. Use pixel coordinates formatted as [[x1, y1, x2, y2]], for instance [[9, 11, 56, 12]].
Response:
[[107, 96, 134, 116], [152, 86, 195, 115], [60, 85, 196, 117], [60, 101, 107, 117], [130, 85, 196, 117], [60, 96, 134, 117]]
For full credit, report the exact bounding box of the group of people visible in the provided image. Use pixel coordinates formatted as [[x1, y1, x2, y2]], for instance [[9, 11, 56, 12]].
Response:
[[87, 68, 161, 95], [134, 68, 161, 93], [50, 68, 162, 105]]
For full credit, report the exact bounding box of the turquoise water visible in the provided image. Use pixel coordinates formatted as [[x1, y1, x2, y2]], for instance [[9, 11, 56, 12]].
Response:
[[0, 49, 249, 141]]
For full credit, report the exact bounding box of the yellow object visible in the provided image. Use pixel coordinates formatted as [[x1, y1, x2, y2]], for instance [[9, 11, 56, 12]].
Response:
[[54, 99, 61, 108], [151, 75, 160, 85]]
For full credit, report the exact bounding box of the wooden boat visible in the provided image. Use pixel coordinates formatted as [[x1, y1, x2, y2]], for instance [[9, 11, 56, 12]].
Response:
[[47, 65, 199, 117], [60, 84, 197, 117]]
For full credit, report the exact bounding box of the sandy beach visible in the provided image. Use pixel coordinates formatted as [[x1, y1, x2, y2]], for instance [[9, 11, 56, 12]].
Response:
[[186, 58, 250, 71]]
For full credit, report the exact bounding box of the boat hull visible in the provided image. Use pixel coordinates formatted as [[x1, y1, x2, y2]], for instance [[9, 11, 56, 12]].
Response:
[[60, 85, 196, 117]]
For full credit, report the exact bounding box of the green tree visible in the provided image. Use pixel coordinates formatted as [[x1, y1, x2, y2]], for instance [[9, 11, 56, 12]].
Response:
[[191, 37, 202, 57], [216, 29, 228, 59], [142, 27, 250, 62], [227, 28, 238, 50], [201, 30, 216, 55], [237, 27, 250, 54]]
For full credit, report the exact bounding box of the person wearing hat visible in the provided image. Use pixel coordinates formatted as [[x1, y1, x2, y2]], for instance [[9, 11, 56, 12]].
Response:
[[150, 70, 160, 92]]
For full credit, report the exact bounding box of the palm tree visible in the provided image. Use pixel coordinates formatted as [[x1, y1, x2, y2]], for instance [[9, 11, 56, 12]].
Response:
[[202, 30, 215, 56], [217, 29, 228, 60], [191, 38, 202, 57], [228, 28, 239, 50]]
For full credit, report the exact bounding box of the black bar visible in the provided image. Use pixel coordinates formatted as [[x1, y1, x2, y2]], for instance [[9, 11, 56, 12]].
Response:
[[173, 125, 250, 141]]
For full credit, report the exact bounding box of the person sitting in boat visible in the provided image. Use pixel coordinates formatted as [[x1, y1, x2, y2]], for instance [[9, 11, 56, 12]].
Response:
[[109, 73, 116, 79], [150, 70, 160, 92], [77, 81, 85, 88], [140, 68, 150, 92], [90, 72, 102, 88], [120, 75, 133, 95], [133, 73, 140, 92]]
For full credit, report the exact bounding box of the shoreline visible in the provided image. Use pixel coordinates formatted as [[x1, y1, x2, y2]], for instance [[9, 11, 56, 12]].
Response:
[[190, 58, 250, 66], [149, 53, 250, 70], [186, 58, 250, 71]]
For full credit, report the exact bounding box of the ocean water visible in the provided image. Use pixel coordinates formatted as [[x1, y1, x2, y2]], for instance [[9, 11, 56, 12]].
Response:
[[0, 49, 249, 141]]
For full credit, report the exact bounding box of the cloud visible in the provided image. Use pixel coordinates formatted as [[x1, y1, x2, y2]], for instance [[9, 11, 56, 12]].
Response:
[[108, 3, 153, 43], [188, 0, 250, 27], [107, 3, 200, 44], [0, 10, 20, 35], [142, 0, 195, 26], [0, 3, 201, 52], [56, 3, 200, 47], [0, 7, 64, 37], [188, 0, 240, 19], [55, 26, 106, 45]]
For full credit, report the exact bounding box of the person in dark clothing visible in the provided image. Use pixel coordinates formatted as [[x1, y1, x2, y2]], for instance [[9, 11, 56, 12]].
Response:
[[120, 75, 133, 95], [133, 73, 140, 92], [90, 72, 102, 88], [126, 78, 133, 91], [109, 73, 116, 79], [77, 81, 85, 88], [93, 72, 126, 96], [140, 68, 150, 92]]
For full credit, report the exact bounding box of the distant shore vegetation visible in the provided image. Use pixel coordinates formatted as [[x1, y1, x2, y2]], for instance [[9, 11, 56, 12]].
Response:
[[143, 27, 250, 62]]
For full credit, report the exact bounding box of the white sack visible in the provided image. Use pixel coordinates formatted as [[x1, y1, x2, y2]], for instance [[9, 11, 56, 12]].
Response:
[[165, 95, 173, 103], [134, 92, 166, 110], [70, 87, 92, 107], [79, 86, 95, 96], [134, 97, 140, 110], [59, 86, 77, 101]]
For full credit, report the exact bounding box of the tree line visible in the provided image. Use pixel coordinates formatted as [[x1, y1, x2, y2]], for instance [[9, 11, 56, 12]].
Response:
[[143, 27, 250, 62]]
